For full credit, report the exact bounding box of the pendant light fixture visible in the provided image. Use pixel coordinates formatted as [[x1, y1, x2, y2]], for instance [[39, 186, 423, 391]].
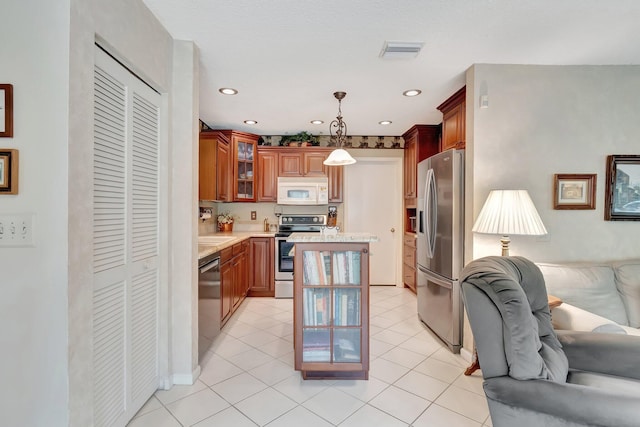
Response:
[[323, 91, 356, 166]]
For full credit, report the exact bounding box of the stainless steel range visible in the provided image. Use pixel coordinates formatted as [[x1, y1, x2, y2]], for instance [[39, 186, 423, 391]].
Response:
[[274, 214, 327, 298]]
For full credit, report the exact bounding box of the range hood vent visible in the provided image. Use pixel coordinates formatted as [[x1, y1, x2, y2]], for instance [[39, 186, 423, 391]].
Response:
[[380, 41, 424, 59]]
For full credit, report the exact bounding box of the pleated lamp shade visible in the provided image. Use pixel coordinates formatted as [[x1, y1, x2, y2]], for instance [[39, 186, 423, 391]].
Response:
[[472, 190, 547, 256]]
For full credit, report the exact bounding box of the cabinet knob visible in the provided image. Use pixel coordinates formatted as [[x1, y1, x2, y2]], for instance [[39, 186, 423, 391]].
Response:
[[390, 228, 395, 233]]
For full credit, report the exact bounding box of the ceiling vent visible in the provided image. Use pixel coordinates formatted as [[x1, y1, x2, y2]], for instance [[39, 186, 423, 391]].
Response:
[[380, 41, 424, 59]]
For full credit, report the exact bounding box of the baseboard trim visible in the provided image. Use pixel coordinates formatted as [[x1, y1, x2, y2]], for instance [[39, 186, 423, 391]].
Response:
[[172, 365, 201, 385]]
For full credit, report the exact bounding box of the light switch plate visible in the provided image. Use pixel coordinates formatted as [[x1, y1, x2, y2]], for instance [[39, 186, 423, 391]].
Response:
[[0, 213, 35, 247]]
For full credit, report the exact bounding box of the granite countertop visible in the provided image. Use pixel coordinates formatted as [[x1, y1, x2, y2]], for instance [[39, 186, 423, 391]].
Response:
[[198, 231, 275, 259], [286, 232, 379, 243]]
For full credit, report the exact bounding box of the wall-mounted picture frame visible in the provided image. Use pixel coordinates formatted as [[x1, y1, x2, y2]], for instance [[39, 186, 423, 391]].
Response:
[[553, 173, 596, 210], [0, 84, 13, 138], [0, 148, 19, 194], [605, 155, 640, 221]]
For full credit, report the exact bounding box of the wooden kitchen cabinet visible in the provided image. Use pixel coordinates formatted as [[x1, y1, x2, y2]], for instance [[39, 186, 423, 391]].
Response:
[[215, 130, 260, 202], [232, 241, 249, 310], [403, 134, 417, 203], [402, 233, 417, 292], [279, 151, 304, 176], [257, 149, 278, 202], [258, 146, 343, 203], [327, 165, 343, 203], [304, 152, 328, 176], [437, 87, 466, 151], [248, 237, 275, 297], [220, 240, 250, 327], [199, 131, 231, 201], [402, 125, 440, 207], [278, 151, 327, 177], [220, 246, 234, 326], [199, 132, 218, 201], [216, 135, 230, 201]]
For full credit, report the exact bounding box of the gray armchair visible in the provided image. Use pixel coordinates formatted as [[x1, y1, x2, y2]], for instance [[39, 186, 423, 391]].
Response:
[[460, 256, 640, 427]]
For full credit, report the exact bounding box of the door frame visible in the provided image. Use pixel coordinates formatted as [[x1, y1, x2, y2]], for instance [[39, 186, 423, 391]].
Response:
[[343, 155, 403, 286]]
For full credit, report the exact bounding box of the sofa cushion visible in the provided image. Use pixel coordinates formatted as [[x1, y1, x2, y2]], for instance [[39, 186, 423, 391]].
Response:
[[613, 260, 640, 328], [537, 263, 629, 326]]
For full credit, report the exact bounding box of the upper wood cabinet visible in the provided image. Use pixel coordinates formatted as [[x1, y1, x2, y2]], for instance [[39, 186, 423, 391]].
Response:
[[402, 125, 440, 206], [258, 146, 343, 203], [304, 152, 328, 176], [199, 132, 218, 201], [327, 164, 343, 203], [199, 131, 231, 201], [437, 87, 466, 151], [278, 151, 304, 176], [278, 151, 327, 177], [215, 130, 260, 202], [216, 134, 230, 201], [257, 150, 278, 202]]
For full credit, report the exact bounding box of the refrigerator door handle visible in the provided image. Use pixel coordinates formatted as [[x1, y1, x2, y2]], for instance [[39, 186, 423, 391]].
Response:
[[418, 266, 453, 290], [424, 168, 437, 258]]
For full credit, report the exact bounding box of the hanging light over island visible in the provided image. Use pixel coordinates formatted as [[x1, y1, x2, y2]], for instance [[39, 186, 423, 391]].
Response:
[[323, 91, 356, 166]]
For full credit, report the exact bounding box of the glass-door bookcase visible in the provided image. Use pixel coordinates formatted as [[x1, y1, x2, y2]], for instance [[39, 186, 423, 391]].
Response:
[[293, 242, 370, 379]]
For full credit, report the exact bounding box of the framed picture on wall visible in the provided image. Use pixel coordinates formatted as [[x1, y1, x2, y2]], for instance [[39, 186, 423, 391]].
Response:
[[553, 174, 596, 210], [1, 84, 13, 138], [605, 155, 640, 221], [0, 148, 19, 194]]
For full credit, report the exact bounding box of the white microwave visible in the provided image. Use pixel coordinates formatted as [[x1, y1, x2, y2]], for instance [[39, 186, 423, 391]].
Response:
[[277, 177, 329, 205]]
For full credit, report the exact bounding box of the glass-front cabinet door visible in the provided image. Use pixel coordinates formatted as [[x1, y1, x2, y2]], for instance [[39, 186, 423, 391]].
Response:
[[232, 134, 257, 201], [294, 243, 369, 380]]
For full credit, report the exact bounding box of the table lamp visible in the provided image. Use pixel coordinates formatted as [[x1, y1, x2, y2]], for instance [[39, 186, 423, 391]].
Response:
[[472, 190, 547, 256]]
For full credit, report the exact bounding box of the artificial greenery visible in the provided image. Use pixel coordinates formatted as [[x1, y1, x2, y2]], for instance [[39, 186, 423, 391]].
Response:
[[278, 131, 320, 146]]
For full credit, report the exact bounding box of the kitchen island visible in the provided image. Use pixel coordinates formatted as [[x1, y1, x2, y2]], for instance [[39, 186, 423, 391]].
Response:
[[287, 232, 378, 379]]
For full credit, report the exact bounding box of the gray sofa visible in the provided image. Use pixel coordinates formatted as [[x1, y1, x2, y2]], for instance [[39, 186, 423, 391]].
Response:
[[537, 259, 640, 336], [461, 256, 640, 427]]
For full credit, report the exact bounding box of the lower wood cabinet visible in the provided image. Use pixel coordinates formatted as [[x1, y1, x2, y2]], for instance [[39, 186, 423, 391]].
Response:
[[220, 240, 249, 327], [248, 237, 275, 297], [403, 233, 416, 293]]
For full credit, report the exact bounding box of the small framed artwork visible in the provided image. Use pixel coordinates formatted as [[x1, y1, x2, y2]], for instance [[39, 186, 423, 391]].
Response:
[[553, 173, 596, 210], [1, 84, 13, 138], [0, 148, 19, 194], [605, 155, 640, 221]]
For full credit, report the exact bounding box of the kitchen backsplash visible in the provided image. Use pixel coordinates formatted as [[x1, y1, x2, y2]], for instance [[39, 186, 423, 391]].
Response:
[[198, 202, 344, 233]]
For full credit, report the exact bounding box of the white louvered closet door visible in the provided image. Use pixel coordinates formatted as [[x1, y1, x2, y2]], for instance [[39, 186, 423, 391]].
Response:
[[93, 47, 161, 427]]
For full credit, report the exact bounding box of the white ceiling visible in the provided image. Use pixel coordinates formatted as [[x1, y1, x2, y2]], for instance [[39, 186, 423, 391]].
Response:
[[142, 0, 640, 136]]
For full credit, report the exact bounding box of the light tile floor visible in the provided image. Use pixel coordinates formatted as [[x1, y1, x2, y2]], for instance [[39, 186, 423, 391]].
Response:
[[128, 286, 492, 427]]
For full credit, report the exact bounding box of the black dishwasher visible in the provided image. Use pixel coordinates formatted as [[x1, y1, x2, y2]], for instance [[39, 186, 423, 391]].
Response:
[[198, 252, 221, 361]]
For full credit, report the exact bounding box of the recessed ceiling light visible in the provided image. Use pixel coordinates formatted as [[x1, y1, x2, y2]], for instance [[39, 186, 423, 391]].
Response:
[[379, 120, 392, 125], [243, 120, 257, 125], [219, 88, 238, 95], [310, 120, 324, 125], [403, 89, 421, 97]]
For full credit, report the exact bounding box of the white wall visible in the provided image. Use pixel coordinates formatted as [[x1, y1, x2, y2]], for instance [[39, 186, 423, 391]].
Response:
[[1, 1, 197, 425], [467, 64, 640, 263], [0, 2, 71, 426], [460, 64, 640, 355]]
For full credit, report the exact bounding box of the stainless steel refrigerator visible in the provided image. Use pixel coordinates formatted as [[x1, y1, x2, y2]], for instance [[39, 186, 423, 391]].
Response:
[[416, 149, 464, 353]]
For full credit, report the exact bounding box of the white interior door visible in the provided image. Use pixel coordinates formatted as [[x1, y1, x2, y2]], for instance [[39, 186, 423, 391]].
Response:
[[93, 47, 161, 427], [344, 157, 402, 285]]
